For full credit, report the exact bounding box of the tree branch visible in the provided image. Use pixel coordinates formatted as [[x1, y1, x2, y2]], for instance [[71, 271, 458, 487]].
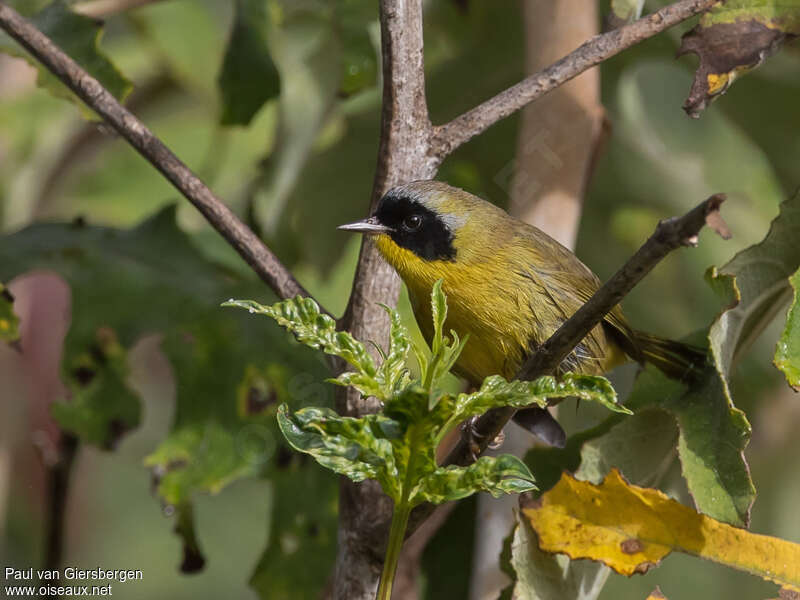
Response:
[[44, 433, 78, 571], [332, 1, 435, 598], [429, 0, 719, 160], [406, 193, 730, 535], [0, 2, 317, 308]]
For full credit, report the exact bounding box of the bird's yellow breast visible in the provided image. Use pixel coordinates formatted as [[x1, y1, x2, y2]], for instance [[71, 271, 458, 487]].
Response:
[[375, 233, 624, 385]]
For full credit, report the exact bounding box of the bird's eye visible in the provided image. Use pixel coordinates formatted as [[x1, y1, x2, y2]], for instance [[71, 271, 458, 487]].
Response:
[[403, 214, 422, 231]]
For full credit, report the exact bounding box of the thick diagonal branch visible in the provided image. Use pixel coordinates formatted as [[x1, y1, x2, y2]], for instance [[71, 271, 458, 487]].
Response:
[[430, 0, 718, 160], [0, 2, 316, 307]]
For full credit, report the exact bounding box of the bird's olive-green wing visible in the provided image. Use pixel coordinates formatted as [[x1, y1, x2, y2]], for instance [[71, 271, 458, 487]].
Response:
[[511, 223, 641, 363]]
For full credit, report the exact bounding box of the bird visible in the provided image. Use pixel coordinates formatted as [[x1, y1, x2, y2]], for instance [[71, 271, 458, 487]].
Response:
[[339, 180, 705, 447]]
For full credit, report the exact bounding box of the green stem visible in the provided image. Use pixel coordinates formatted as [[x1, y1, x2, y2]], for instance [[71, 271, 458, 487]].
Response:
[[376, 501, 412, 600]]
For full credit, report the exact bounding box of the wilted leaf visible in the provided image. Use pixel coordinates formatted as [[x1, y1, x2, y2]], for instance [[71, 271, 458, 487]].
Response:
[[0, 1, 132, 111], [774, 268, 800, 390], [218, 0, 281, 126], [523, 469, 800, 588], [0, 284, 20, 345], [678, 0, 800, 117], [646, 588, 668, 600]]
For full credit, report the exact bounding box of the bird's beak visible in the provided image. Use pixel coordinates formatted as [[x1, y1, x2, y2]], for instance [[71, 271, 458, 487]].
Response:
[[338, 216, 393, 235]]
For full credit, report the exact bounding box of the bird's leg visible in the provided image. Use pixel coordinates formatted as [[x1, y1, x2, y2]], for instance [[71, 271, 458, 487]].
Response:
[[461, 416, 506, 460]]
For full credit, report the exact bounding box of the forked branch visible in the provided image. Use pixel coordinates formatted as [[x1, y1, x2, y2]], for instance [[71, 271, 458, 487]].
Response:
[[430, 0, 719, 160]]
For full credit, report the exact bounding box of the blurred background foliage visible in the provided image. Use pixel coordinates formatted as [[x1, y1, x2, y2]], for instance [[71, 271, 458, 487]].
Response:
[[0, 0, 798, 598]]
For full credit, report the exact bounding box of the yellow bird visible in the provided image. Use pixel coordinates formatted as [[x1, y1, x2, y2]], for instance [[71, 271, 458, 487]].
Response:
[[339, 181, 704, 446]]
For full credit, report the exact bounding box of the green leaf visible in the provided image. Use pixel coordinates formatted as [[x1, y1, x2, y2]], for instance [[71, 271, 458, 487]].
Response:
[[276, 372, 619, 507], [50, 327, 140, 449], [250, 5, 342, 234], [775, 268, 800, 389], [0, 284, 20, 344], [413, 455, 536, 505], [277, 403, 402, 500], [375, 305, 413, 396], [218, 0, 281, 126], [337, 0, 378, 97], [0, 207, 332, 577], [0, 1, 132, 111], [442, 374, 626, 434], [678, 0, 800, 116], [708, 192, 800, 382], [422, 279, 469, 405], [226, 297, 375, 371]]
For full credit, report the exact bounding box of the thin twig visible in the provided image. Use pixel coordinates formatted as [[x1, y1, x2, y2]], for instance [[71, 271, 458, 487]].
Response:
[[0, 2, 318, 308], [405, 194, 729, 534], [430, 0, 719, 159], [44, 433, 78, 572]]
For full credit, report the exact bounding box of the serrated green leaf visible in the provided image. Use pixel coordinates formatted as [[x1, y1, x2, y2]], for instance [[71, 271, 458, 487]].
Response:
[[0, 284, 20, 344], [0, 206, 332, 579], [277, 403, 402, 500], [413, 454, 536, 505], [376, 304, 412, 396], [51, 327, 140, 449], [430, 278, 447, 354], [422, 280, 469, 406], [218, 0, 281, 126], [224, 297, 377, 377], [0, 1, 132, 112], [441, 374, 625, 438], [775, 268, 800, 389]]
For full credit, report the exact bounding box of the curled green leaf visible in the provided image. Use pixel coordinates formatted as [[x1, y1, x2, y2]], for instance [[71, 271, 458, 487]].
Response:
[[413, 454, 537, 505], [224, 297, 376, 377]]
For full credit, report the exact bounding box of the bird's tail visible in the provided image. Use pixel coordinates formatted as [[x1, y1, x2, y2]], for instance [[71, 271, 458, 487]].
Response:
[[633, 331, 708, 381]]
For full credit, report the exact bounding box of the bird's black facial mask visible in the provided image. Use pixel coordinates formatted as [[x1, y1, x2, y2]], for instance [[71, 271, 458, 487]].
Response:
[[374, 192, 457, 261]]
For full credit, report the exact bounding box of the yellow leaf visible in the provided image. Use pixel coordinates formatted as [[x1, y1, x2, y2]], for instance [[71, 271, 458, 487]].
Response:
[[522, 469, 800, 589]]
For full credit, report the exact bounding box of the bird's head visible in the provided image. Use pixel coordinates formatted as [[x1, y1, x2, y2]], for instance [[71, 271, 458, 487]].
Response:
[[339, 181, 505, 268]]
